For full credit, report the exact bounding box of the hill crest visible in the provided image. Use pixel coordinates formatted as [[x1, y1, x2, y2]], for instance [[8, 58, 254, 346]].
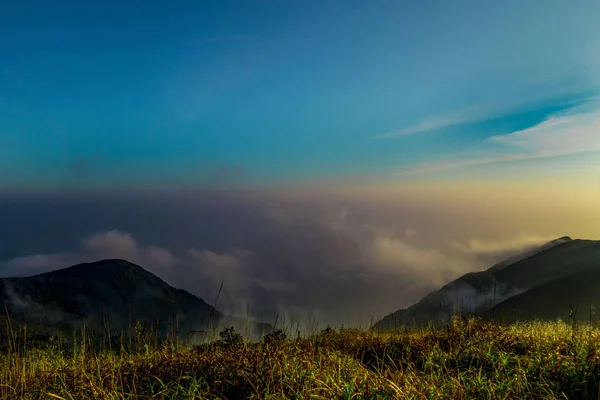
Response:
[[0, 258, 271, 340], [372, 236, 600, 330]]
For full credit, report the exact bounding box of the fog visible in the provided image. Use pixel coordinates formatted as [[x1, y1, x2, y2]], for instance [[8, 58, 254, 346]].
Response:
[[0, 187, 592, 328]]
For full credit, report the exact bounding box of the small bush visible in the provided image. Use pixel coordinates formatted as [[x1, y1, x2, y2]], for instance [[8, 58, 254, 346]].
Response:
[[263, 329, 287, 345], [218, 326, 243, 348], [320, 325, 334, 336]]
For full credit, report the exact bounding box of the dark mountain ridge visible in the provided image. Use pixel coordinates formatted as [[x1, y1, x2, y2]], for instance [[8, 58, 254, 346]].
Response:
[[484, 268, 600, 324], [0, 259, 270, 340], [373, 236, 600, 330]]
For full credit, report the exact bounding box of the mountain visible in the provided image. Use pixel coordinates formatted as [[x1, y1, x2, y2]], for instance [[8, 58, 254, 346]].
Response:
[[487, 236, 573, 273], [372, 237, 600, 330], [483, 267, 600, 324], [0, 259, 271, 341]]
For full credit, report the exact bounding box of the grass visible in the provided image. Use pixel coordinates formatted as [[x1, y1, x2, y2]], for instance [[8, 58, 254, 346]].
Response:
[[1, 316, 600, 399]]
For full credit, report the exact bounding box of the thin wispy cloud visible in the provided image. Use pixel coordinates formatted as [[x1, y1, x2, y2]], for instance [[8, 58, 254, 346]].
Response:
[[488, 102, 600, 155], [373, 115, 472, 139], [394, 154, 529, 176], [394, 97, 600, 176], [372, 92, 594, 140]]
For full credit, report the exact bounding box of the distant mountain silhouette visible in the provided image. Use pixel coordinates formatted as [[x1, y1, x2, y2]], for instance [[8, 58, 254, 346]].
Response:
[[372, 237, 600, 330], [0, 259, 270, 340]]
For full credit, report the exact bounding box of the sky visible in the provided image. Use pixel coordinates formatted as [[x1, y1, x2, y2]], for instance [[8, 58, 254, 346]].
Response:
[[1, 0, 600, 328]]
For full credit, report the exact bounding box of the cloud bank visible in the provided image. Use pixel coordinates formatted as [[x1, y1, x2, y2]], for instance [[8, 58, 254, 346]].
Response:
[[0, 191, 565, 329]]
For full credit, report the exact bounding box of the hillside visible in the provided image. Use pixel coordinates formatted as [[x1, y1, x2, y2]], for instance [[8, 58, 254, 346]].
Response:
[[372, 237, 600, 330], [0, 259, 270, 340], [487, 236, 573, 273], [483, 267, 600, 324]]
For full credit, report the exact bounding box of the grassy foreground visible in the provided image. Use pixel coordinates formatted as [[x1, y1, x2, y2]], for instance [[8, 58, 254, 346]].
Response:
[[1, 317, 600, 399]]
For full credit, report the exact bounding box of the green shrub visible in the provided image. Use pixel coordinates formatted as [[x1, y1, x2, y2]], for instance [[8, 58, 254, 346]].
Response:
[[218, 326, 243, 348], [263, 329, 287, 345]]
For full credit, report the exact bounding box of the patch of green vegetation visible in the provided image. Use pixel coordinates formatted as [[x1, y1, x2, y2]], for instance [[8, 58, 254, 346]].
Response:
[[1, 316, 600, 399]]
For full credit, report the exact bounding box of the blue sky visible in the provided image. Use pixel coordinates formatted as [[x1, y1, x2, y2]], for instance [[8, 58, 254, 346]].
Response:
[[1, 0, 599, 189], [3, 0, 600, 325]]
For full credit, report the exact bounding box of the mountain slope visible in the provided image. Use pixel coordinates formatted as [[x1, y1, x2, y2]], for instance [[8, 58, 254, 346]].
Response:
[[0, 259, 269, 339], [372, 237, 600, 330], [487, 236, 573, 273], [483, 268, 600, 324], [492, 239, 600, 288]]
